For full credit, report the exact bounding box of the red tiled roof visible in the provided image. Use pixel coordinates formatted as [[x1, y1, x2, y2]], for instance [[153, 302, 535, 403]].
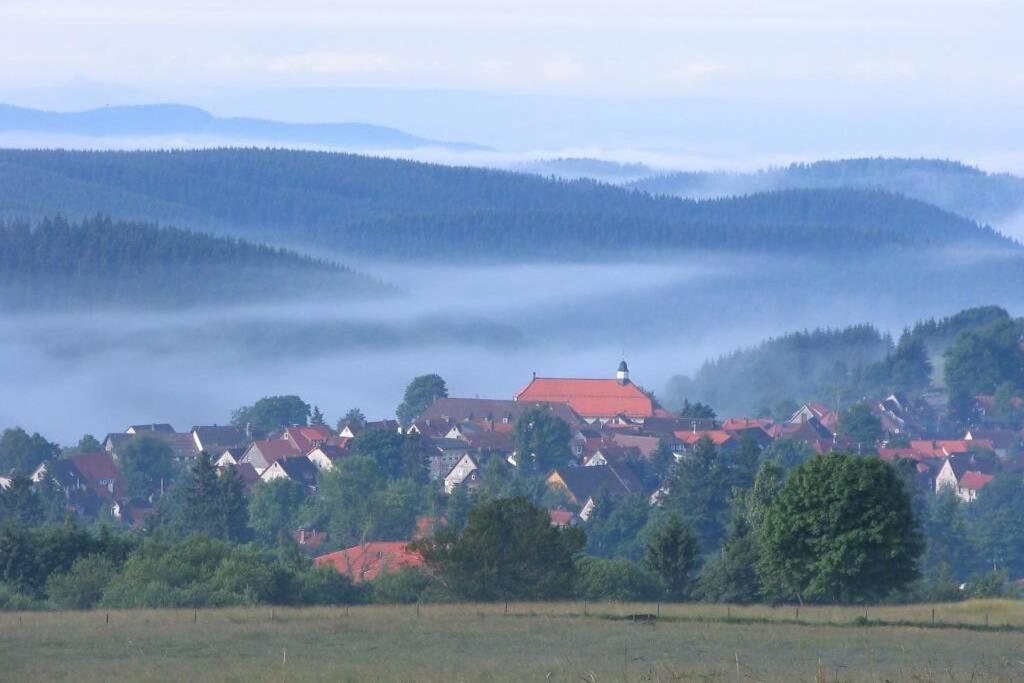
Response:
[[960, 471, 994, 491], [314, 542, 424, 583], [250, 439, 301, 462], [70, 451, 119, 482], [722, 418, 774, 431], [674, 430, 734, 446], [515, 378, 653, 418], [910, 439, 993, 458], [549, 508, 575, 526]]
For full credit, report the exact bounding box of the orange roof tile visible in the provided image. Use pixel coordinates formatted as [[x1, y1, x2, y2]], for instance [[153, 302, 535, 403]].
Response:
[[960, 471, 994, 491], [515, 378, 653, 418], [314, 542, 423, 583]]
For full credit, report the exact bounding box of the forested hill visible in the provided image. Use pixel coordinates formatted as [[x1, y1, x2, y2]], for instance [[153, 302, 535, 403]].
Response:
[[0, 216, 381, 309], [630, 158, 1024, 229], [0, 149, 1011, 260]]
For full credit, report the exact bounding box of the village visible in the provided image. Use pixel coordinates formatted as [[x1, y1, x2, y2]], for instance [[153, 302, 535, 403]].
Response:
[[6, 359, 1018, 587]]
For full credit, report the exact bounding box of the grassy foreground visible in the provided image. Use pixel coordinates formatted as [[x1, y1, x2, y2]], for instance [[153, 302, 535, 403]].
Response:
[[1, 600, 1023, 681]]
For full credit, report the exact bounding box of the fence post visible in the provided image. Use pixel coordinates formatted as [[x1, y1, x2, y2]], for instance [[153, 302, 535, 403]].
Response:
[[416, 602, 420, 618], [105, 612, 109, 625], [584, 601, 588, 617], [657, 603, 660, 618], [271, 607, 275, 621], [194, 609, 197, 624], [795, 606, 799, 620], [931, 608, 935, 624]]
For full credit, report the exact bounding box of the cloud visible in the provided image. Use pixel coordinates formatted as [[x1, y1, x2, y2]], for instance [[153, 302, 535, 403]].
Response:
[[266, 51, 393, 75]]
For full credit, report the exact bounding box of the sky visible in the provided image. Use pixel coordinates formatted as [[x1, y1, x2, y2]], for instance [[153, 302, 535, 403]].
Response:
[[1, 1, 1023, 162]]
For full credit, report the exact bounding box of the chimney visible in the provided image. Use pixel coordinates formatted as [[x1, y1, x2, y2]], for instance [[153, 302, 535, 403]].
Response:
[[299, 528, 306, 544]]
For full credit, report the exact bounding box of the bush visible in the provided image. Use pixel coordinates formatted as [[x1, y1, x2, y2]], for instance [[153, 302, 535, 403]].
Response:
[[45, 555, 116, 610], [367, 567, 448, 604], [575, 557, 662, 602]]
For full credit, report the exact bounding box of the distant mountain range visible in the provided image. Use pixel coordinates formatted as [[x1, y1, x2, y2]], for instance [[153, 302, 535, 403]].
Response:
[[0, 148, 1011, 261], [0, 103, 485, 151], [627, 158, 1024, 233]]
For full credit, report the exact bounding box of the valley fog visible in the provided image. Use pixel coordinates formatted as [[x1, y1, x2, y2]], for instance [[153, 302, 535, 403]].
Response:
[[2, 254, 1021, 444]]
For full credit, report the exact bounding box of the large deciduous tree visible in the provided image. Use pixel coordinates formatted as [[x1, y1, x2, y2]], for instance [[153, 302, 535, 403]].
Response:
[[0, 428, 59, 475], [231, 395, 311, 437], [118, 434, 176, 497], [396, 374, 448, 426], [758, 453, 922, 603]]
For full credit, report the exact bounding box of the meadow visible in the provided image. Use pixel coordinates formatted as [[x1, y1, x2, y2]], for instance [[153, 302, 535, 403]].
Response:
[[1, 600, 1023, 681]]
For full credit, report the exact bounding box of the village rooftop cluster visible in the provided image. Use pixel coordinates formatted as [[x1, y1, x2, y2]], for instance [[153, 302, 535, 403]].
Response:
[[12, 360, 1018, 583]]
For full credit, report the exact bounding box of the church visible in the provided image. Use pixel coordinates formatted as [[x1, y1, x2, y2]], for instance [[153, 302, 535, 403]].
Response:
[[514, 360, 654, 422]]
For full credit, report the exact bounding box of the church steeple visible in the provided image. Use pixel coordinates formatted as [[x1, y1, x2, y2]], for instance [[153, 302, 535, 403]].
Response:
[[616, 359, 629, 384]]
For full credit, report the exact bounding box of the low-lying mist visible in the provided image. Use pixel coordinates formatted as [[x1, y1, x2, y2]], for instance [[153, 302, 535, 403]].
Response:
[[4, 249, 1024, 444]]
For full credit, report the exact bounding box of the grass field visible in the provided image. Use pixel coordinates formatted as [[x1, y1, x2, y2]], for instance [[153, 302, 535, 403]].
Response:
[[2, 600, 1024, 681]]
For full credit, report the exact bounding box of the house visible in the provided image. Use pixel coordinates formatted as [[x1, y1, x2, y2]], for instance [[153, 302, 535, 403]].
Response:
[[514, 361, 654, 421], [306, 444, 348, 471], [584, 445, 642, 468], [427, 438, 472, 481], [607, 433, 662, 460], [964, 429, 1020, 458], [214, 447, 246, 467], [787, 403, 839, 430], [281, 425, 334, 454], [105, 431, 198, 462], [260, 456, 319, 491], [337, 419, 401, 438], [240, 439, 302, 473], [419, 397, 583, 429], [546, 463, 644, 520], [935, 454, 996, 502], [110, 498, 154, 529], [314, 542, 424, 583], [190, 425, 248, 453], [125, 423, 176, 435], [292, 527, 328, 553], [32, 451, 122, 501], [218, 462, 261, 494], [910, 439, 994, 459], [444, 452, 481, 494], [673, 430, 737, 451], [549, 508, 577, 527]]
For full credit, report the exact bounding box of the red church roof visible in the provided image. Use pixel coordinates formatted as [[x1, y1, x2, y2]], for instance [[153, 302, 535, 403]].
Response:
[[314, 542, 424, 583], [515, 377, 653, 418]]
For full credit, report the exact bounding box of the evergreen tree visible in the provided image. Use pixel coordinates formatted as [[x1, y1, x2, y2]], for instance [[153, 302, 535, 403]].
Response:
[[310, 406, 326, 427], [0, 475, 42, 526], [644, 514, 701, 600], [698, 497, 762, 603], [512, 404, 572, 474]]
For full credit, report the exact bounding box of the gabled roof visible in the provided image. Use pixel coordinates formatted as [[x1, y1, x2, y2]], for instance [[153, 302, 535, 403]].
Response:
[[549, 464, 640, 503], [70, 452, 120, 485], [674, 430, 735, 446], [126, 423, 176, 434], [271, 456, 319, 487], [515, 378, 654, 418], [912, 439, 993, 458], [282, 425, 334, 453], [246, 439, 301, 464], [607, 433, 660, 458], [314, 542, 424, 583], [549, 508, 576, 526], [420, 397, 584, 427], [191, 425, 247, 449], [959, 471, 995, 491]]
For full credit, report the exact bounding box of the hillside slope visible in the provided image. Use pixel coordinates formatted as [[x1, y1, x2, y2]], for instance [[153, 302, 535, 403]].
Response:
[[0, 216, 381, 309], [630, 158, 1024, 230], [0, 149, 1012, 260]]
